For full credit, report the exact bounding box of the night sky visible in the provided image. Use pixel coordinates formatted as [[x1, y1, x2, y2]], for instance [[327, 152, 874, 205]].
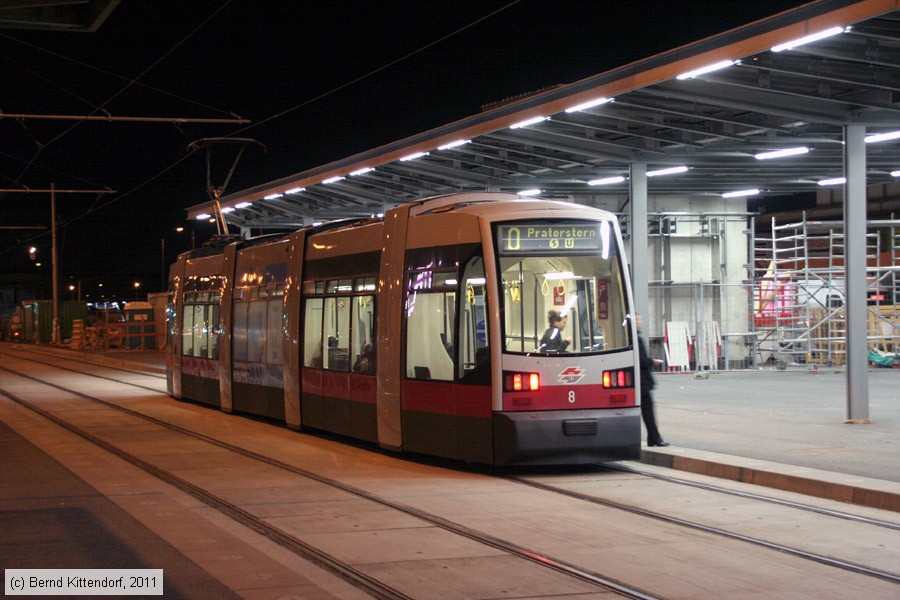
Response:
[[0, 0, 809, 298]]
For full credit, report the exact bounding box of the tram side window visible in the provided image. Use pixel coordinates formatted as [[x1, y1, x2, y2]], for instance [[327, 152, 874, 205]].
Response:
[[234, 286, 285, 365], [181, 301, 219, 359], [266, 297, 284, 365], [303, 297, 324, 368], [459, 255, 490, 383], [351, 292, 375, 374], [405, 270, 456, 381], [323, 293, 351, 371], [233, 297, 249, 362], [247, 298, 266, 362]]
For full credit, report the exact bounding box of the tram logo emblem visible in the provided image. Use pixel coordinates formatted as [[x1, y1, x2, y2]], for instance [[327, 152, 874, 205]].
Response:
[[558, 367, 585, 384]]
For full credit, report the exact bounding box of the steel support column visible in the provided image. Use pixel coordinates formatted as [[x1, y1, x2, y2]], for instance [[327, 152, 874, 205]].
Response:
[[630, 164, 649, 322], [843, 125, 869, 423]]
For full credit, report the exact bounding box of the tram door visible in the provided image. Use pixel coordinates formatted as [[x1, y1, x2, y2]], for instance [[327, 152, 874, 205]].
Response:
[[460, 272, 489, 384], [403, 253, 492, 462]]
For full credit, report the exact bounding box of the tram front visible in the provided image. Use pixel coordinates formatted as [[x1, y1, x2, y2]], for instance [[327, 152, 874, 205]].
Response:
[[487, 213, 641, 465]]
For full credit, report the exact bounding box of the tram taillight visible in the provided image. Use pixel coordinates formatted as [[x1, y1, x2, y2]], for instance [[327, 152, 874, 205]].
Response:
[[602, 368, 633, 388], [504, 372, 540, 391]]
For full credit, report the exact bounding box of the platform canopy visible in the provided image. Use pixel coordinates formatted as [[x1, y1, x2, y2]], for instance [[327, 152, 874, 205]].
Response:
[[0, 0, 119, 32], [187, 0, 900, 229]]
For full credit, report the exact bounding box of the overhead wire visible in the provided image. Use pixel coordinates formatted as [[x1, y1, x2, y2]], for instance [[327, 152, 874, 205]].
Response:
[[3, 0, 235, 192], [1, 1, 523, 268], [228, 0, 521, 138], [0, 34, 240, 118]]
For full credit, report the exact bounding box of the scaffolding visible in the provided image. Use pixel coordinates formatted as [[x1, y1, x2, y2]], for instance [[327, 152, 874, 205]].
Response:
[[644, 212, 755, 371], [754, 213, 900, 367]]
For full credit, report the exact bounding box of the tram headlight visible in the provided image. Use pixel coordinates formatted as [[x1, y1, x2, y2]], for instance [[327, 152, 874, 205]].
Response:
[[504, 372, 540, 391]]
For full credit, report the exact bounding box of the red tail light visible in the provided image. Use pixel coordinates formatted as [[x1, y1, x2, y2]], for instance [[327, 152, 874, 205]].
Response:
[[602, 368, 633, 389], [505, 372, 540, 391]]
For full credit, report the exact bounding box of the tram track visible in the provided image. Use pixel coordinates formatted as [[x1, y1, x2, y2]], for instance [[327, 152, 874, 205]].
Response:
[[601, 462, 900, 531], [0, 355, 657, 600], [509, 475, 900, 585], [1, 349, 898, 595]]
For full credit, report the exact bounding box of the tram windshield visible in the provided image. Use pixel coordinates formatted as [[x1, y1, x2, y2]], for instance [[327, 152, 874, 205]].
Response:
[[495, 220, 631, 354]]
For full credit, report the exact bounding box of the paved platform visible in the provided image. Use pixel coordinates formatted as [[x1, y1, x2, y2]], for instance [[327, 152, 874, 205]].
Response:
[[5, 344, 900, 513]]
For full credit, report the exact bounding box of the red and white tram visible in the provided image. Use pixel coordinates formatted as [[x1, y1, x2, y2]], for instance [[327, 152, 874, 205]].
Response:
[[167, 192, 640, 465]]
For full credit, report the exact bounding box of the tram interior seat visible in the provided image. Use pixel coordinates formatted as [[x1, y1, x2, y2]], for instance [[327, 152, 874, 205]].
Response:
[[414, 366, 432, 379]]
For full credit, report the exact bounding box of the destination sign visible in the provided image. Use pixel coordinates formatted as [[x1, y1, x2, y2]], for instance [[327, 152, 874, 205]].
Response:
[[497, 223, 603, 253]]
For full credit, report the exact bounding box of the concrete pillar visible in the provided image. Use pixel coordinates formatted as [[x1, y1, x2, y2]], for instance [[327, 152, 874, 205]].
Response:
[[843, 125, 869, 423], [629, 164, 649, 321]]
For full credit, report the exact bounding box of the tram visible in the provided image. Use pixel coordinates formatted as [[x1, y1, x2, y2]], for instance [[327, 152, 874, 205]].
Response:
[[166, 192, 640, 465]]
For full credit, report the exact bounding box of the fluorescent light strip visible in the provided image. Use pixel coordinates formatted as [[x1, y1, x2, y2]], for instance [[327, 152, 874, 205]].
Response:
[[587, 175, 626, 186], [235, 202, 252, 209], [285, 187, 305, 194], [517, 189, 541, 196], [755, 146, 809, 160], [722, 188, 760, 198], [676, 59, 736, 80], [196, 213, 211, 220], [647, 166, 689, 177], [865, 130, 900, 144], [818, 177, 846, 186], [220, 207, 235, 213], [349, 167, 374, 176], [437, 139, 471, 150], [565, 97, 612, 113], [771, 26, 844, 53], [322, 176, 345, 184], [892, 170, 900, 178], [264, 193, 283, 200], [510, 116, 548, 129], [399, 151, 429, 161]]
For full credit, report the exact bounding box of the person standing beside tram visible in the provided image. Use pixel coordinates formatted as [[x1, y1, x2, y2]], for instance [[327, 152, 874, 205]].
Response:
[[636, 314, 668, 447]]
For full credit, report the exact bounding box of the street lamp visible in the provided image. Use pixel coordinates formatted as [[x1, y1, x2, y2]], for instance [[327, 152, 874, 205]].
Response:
[[161, 226, 194, 290], [134, 281, 141, 301]]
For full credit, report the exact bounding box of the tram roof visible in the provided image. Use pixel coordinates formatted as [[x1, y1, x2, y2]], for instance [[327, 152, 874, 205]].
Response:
[[187, 0, 900, 229]]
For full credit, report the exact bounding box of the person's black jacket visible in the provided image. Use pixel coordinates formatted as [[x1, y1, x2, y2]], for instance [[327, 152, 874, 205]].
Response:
[[637, 334, 655, 391]]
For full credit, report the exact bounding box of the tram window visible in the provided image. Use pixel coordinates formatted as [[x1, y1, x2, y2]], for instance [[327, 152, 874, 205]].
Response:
[[303, 298, 324, 368], [191, 305, 205, 356], [459, 254, 490, 383], [247, 300, 266, 362], [207, 305, 220, 359], [327, 279, 353, 294], [498, 252, 629, 354], [232, 300, 249, 362], [350, 295, 375, 374], [181, 306, 193, 356], [323, 296, 351, 371], [166, 298, 176, 342], [406, 290, 455, 381], [355, 277, 376, 292], [266, 298, 283, 364], [182, 303, 218, 359]]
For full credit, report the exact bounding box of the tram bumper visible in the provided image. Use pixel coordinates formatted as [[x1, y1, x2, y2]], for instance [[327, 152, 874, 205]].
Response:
[[493, 407, 641, 466]]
